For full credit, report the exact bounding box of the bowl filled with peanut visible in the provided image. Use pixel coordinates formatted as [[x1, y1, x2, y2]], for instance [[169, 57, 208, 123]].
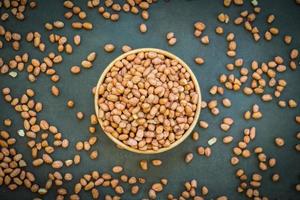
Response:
[[95, 48, 201, 154]]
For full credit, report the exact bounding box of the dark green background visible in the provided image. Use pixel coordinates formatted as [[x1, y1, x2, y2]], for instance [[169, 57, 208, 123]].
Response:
[[0, 0, 300, 199]]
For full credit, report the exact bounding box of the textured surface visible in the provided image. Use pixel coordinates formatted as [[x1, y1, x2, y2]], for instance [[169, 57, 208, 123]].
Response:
[[0, 0, 300, 199]]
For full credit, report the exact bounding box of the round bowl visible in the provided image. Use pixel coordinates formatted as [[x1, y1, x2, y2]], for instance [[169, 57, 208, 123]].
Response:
[[95, 48, 202, 154]]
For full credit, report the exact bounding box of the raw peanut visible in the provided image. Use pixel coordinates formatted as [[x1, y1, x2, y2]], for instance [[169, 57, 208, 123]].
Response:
[[89, 126, 96, 134], [272, 173, 280, 182], [42, 154, 53, 164], [139, 160, 148, 171], [166, 32, 175, 40], [227, 51, 236, 57], [81, 60, 92, 69], [168, 37, 177, 46], [290, 49, 299, 59], [226, 33, 235, 41], [73, 35, 81, 46], [252, 173, 262, 182], [70, 66, 81, 74], [76, 112, 84, 120], [209, 85, 218, 95], [161, 179, 168, 186], [252, 104, 260, 112], [152, 183, 163, 192], [223, 117, 234, 125], [67, 100, 74, 108], [231, 156, 239, 165], [269, 158, 277, 167], [194, 57, 205, 65], [265, 31, 272, 40], [74, 155, 81, 164], [122, 45, 132, 53], [53, 21, 64, 29], [32, 158, 44, 167], [139, 23, 147, 33], [82, 22, 93, 30], [62, 139, 69, 148], [91, 188, 99, 199], [87, 52, 97, 62], [3, 119, 12, 126], [261, 94, 272, 102], [64, 173, 73, 181], [115, 185, 124, 194], [52, 160, 63, 169], [295, 116, 300, 124], [104, 44, 115, 52], [148, 189, 157, 199], [267, 14, 275, 23], [296, 132, 300, 140], [222, 98, 231, 107], [192, 131, 199, 141], [131, 185, 139, 194], [252, 112, 262, 119], [295, 144, 300, 152], [215, 26, 224, 34], [185, 153, 194, 163], [79, 11, 87, 19], [223, 136, 233, 144], [288, 99, 297, 108], [201, 35, 209, 44], [194, 21, 206, 31], [242, 149, 251, 158], [201, 101, 207, 108], [84, 182, 94, 190], [151, 159, 162, 166], [202, 186, 209, 195], [228, 41, 237, 51], [218, 13, 229, 23], [26, 89, 35, 97], [234, 58, 243, 67], [259, 162, 268, 170], [110, 14, 119, 21], [220, 123, 230, 131], [84, 141, 91, 151], [212, 103, 222, 111], [243, 87, 253, 95], [65, 44, 73, 54], [234, 17, 243, 25], [89, 150, 98, 160], [208, 100, 217, 108], [88, 136, 97, 145], [194, 29, 202, 37], [197, 147, 205, 155], [51, 85, 60, 96], [204, 147, 211, 157], [275, 137, 285, 147], [283, 35, 292, 45], [141, 10, 149, 20], [90, 115, 98, 125], [199, 121, 208, 129], [112, 166, 123, 173]]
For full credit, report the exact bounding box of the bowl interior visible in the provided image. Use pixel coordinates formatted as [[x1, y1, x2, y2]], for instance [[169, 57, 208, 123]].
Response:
[[95, 48, 202, 154]]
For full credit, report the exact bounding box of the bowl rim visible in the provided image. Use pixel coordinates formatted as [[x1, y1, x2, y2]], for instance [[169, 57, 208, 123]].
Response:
[[94, 48, 202, 154]]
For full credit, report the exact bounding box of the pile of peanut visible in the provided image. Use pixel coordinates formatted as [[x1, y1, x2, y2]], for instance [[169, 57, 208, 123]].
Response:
[[97, 50, 199, 151]]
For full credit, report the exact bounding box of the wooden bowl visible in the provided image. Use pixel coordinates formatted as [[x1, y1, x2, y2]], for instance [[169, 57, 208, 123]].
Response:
[[95, 48, 202, 154]]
